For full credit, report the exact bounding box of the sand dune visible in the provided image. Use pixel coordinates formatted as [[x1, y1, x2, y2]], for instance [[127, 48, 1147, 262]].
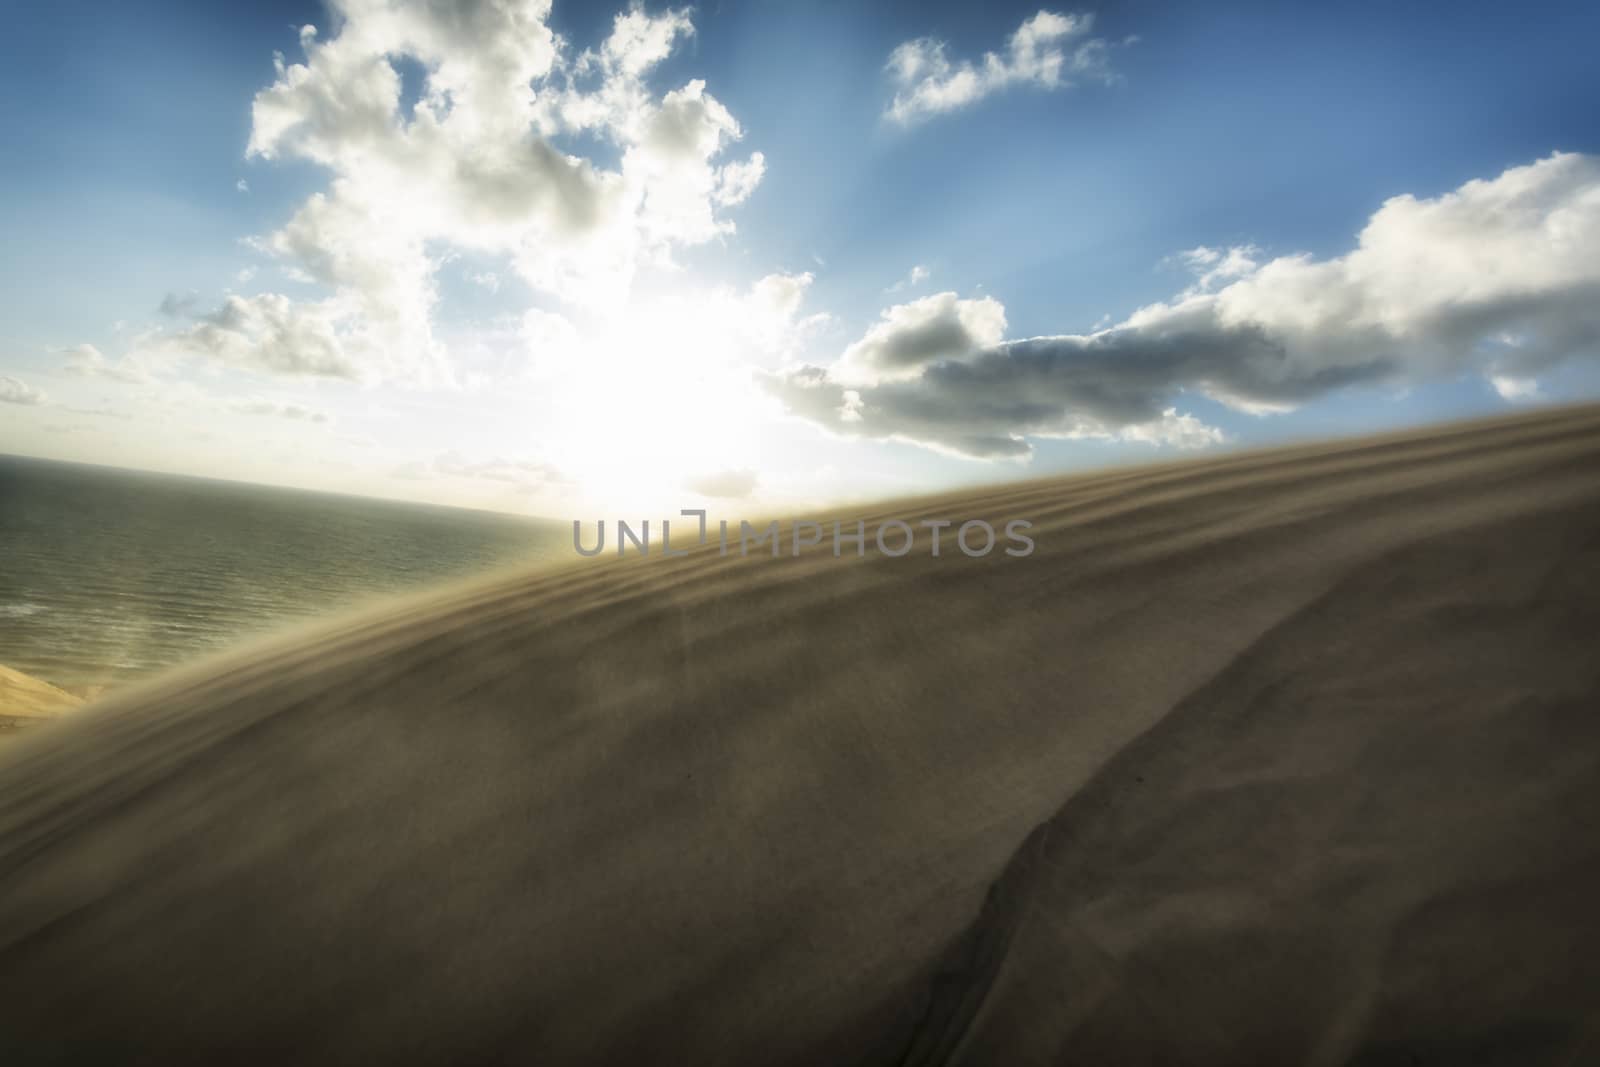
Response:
[[2, 405, 1599, 1065], [0, 665, 82, 739]]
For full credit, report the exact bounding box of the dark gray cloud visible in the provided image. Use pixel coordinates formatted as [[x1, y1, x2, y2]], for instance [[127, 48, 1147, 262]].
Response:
[[764, 153, 1600, 459]]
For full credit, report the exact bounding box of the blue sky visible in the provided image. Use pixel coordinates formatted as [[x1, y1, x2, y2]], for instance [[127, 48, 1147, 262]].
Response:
[[3, 0, 1599, 513]]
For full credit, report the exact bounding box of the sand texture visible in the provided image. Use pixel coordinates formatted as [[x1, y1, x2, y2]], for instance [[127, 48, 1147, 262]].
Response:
[[0, 665, 83, 738], [2, 404, 1599, 1064]]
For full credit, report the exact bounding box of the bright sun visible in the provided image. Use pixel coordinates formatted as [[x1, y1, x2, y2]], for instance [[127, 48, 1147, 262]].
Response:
[[541, 287, 777, 511]]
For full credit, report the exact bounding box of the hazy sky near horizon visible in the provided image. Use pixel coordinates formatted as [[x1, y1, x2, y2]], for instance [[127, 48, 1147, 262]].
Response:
[[3, 0, 1600, 514]]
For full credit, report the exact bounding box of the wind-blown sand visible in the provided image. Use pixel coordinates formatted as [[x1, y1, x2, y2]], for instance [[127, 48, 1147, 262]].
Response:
[[0, 665, 82, 739], [2, 405, 1599, 1065]]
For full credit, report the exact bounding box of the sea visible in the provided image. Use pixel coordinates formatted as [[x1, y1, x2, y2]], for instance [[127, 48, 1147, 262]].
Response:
[[0, 454, 569, 694]]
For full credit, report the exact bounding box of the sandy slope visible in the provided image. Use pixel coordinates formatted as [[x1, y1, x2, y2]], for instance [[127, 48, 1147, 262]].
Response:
[[0, 665, 82, 735], [2, 405, 1599, 1065]]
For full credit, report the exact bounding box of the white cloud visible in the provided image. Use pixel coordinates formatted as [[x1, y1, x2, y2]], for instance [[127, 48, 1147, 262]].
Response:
[[885, 263, 931, 294], [763, 153, 1600, 459], [743, 271, 826, 353], [165, 293, 365, 380], [260, 189, 447, 382], [886, 11, 1121, 125], [623, 79, 759, 249], [62, 343, 153, 384], [1170, 244, 1261, 295], [714, 151, 766, 207], [1490, 375, 1541, 401], [153, 0, 764, 385], [0, 375, 45, 406], [1119, 408, 1226, 450], [236, 179, 250, 193]]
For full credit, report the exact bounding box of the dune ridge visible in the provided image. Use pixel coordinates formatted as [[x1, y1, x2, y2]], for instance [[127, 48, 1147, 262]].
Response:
[[900, 494, 1600, 1064], [2, 404, 1599, 1065]]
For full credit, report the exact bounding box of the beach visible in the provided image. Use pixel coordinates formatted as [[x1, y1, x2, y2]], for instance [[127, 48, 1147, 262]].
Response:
[[0, 664, 82, 742]]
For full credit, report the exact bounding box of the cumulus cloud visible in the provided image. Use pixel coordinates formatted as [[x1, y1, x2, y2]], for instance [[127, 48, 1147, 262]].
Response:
[[886, 10, 1121, 125], [1169, 244, 1261, 296], [159, 0, 763, 384], [167, 294, 365, 380], [836, 291, 1006, 384], [685, 468, 758, 499], [737, 271, 828, 355], [1120, 409, 1227, 450], [750, 271, 813, 321], [762, 153, 1600, 459], [62, 343, 153, 384], [0, 375, 45, 406], [622, 79, 762, 248]]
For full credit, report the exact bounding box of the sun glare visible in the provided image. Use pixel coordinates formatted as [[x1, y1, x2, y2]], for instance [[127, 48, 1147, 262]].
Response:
[[541, 287, 777, 510]]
